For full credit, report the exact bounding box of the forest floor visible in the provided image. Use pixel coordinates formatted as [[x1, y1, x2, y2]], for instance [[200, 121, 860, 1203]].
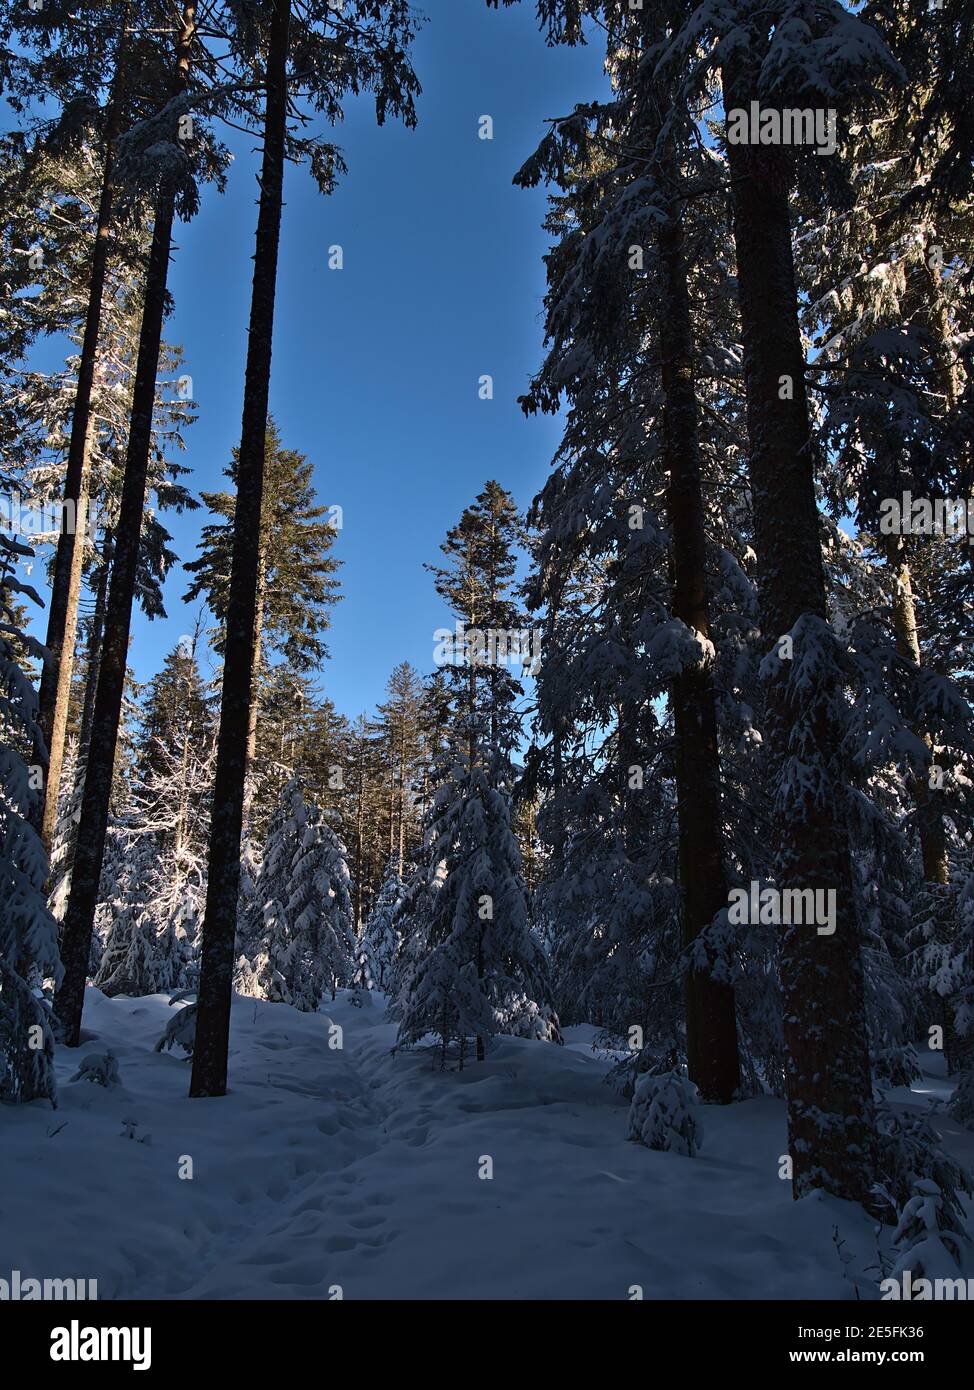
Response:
[[3, 988, 972, 1300]]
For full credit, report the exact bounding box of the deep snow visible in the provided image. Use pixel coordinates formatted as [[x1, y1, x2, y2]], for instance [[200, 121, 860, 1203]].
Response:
[[2, 987, 971, 1300]]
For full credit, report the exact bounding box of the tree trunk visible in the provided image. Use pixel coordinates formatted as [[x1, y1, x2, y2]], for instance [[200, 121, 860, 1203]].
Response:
[[37, 28, 129, 851], [240, 561, 265, 835], [355, 750, 366, 927], [880, 238, 957, 890], [53, 3, 198, 1048], [885, 538, 949, 885], [190, 0, 291, 1098], [723, 60, 875, 1204], [658, 205, 741, 1104], [887, 257, 963, 1070], [40, 408, 97, 855], [397, 728, 406, 876], [78, 524, 113, 759]]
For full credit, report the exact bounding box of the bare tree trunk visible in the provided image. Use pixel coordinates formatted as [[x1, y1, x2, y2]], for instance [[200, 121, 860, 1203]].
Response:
[[54, 3, 199, 1048], [38, 25, 130, 850], [880, 238, 958, 890], [40, 409, 97, 854], [190, 0, 291, 1097], [723, 58, 874, 1204], [240, 563, 265, 835], [355, 748, 366, 927], [397, 728, 406, 876], [78, 526, 113, 761], [888, 256, 964, 1072], [885, 538, 949, 886], [658, 205, 741, 1104]]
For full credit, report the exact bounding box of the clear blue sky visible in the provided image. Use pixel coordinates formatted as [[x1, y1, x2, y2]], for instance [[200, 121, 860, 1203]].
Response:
[[120, 0, 608, 720]]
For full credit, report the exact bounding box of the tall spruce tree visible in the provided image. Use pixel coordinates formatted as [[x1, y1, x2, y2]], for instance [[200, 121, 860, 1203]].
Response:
[[236, 777, 355, 1010], [191, 0, 421, 1097], [511, 1, 743, 1102], [54, 1, 205, 1046], [183, 415, 340, 830], [0, 516, 59, 1103], [394, 483, 551, 1063]]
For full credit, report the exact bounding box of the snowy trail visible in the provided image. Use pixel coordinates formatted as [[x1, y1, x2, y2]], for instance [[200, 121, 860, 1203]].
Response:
[[4, 988, 970, 1299]]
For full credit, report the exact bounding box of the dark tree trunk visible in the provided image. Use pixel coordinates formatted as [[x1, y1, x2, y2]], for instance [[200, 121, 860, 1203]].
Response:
[[885, 538, 949, 886], [53, 4, 198, 1047], [886, 252, 957, 891], [355, 750, 366, 928], [723, 59, 875, 1204], [658, 206, 741, 1104], [38, 25, 130, 852], [190, 0, 291, 1098], [78, 526, 114, 760], [240, 562, 265, 836]]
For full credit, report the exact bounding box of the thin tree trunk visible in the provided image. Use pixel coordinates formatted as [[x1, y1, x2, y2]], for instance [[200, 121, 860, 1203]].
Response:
[[658, 205, 741, 1104], [879, 239, 957, 890], [397, 727, 406, 876], [888, 256, 963, 1072], [54, 3, 198, 1048], [355, 749, 366, 927], [78, 525, 113, 759], [885, 538, 949, 885], [240, 563, 265, 834], [40, 408, 97, 854], [723, 59, 874, 1204], [190, 0, 291, 1097], [38, 27, 130, 850], [388, 772, 396, 860]]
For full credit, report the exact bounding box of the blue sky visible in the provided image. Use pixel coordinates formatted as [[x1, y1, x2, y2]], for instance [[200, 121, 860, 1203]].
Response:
[[93, 0, 608, 720]]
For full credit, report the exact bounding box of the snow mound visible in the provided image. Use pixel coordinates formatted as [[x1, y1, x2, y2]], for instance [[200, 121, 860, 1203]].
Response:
[[628, 1070, 703, 1157]]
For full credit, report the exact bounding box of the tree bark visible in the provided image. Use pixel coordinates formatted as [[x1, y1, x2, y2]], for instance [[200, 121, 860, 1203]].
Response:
[[78, 525, 113, 759], [53, 3, 198, 1047], [355, 744, 366, 927], [240, 560, 265, 835], [37, 24, 130, 851], [190, 0, 291, 1097], [658, 206, 741, 1104], [397, 727, 406, 876], [885, 538, 949, 885], [723, 60, 875, 1204]]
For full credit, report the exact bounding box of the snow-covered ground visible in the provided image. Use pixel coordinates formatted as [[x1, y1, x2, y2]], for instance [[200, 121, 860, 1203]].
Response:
[[3, 988, 972, 1300]]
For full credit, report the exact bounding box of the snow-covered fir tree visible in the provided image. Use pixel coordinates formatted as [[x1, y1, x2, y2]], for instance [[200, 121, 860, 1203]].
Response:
[[236, 777, 355, 1011], [359, 857, 406, 992], [93, 635, 214, 997], [393, 484, 555, 1062], [0, 530, 60, 1104]]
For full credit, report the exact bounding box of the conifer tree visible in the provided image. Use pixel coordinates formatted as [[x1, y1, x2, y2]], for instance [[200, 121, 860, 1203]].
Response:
[[192, 0, 421, 1096], [711, 0, 906, 1202], [0, 523, 59, 1104], [236, 777, 355, 1010], [55, 1, 205, 1047], [360, 857, 406, 992], [93, 633, 214, 996], [511, 0, 743, 1101], [375, 661, 426, 877], [395, 484, 551, 1062], [183, 415, 340, 829]]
